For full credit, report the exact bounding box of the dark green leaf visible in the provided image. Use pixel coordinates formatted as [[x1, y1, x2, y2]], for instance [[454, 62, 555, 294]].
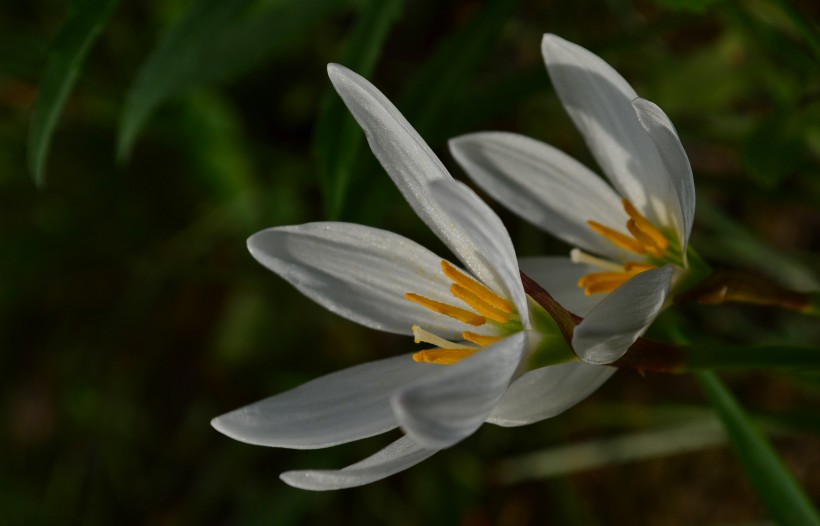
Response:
[[118, 0, 344, 160], [28, 0, 120, 187], [400, 0, 523, 140], [697, 372, 820, 526], [117, 0, 253, 160], [313, 0, 405, 219], [683, 344, 820, 371]]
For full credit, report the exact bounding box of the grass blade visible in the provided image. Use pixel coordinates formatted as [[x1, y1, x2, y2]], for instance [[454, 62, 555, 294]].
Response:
[[400, 0, 522, 139], [313, 0, 405, 219], [117, 0, 253, 160], [27, 0, 119, 187], [697, 372, 820, 526]]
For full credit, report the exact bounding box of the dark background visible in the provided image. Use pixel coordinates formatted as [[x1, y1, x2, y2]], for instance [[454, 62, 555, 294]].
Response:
[[2, 0, 820, 524]]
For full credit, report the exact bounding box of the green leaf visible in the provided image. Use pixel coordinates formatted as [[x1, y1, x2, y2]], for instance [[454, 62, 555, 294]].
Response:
[[697, 372, 820, 526], [400, 0, 523, 139], [117, 0, 253, 160], [497, 418, 728, 484], [118, 0, 343, 160], [683, 344, 820, 371], [695, 199, 820, 291], [27, 0, 120, 187], [313, 0, 405, 219]]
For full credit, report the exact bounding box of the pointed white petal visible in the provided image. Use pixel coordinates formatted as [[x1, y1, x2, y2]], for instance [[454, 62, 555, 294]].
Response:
[[328, 64, 485, 276], [248, 222, 480, 339], [488, 361, 615, 426], [450, 132, 627, 259], [392, 332, 527, 449], [632, 97, 695, 248], [572, 265, 675, 365], [280, 436, 437, 491], [518, 256, 603, 317], [211, 354, 436, 449], [427, 179, 528, 324], [541, 34, 677, 230]]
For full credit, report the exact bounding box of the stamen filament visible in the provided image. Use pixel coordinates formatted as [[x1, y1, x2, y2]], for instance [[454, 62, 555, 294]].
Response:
[[462, 331, 502, 347], [587, 220, 646, 254], [441, 260, 514, 313], [450, 284, 510, 323], [412, 325, 477, 350], [622, 199, 669, 250], [413, 348, 481, 365], [570, 248, 625, 272], [405, 293, 485, 326]]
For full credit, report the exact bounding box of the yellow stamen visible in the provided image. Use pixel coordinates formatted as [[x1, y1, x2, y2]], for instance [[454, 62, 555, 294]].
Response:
[[622, 199, 669, 251], [450, 284, 510, 323], [413, 347, 480, 365], [405, 293, 485, 326], [577, 272, 634, 289], [626, 220, 665, 258], [411, 325, 477, 350], [587, 220, 645, 254], [440, 260, 514, 313], [624, 261, 657, 272], [584, 279, 629, 295], [577, 263, 655, 296], [462, 331, 502, 347]]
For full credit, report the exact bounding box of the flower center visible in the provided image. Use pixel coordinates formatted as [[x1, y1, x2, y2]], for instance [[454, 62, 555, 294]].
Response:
[[405, 260, 520, 365], [575, 199, 683, 296]]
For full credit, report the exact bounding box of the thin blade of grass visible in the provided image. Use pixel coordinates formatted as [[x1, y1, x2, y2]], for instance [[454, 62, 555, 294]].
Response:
[[117, 0, 253, 160], [697, 372, 820, 526], [28, 0, 120, 187], [684, 344, 820, 371], [313, 0, 405, 219], [400, 0, 523, 140], [497, 418, 727, 484]]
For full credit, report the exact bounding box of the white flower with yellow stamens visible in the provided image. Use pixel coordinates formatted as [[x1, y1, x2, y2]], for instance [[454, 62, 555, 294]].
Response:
[[210, 63, 614, 491], [450, 34, 695, 365]]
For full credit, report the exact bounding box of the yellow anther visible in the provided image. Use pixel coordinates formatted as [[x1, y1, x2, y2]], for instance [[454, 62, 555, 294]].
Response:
[[577, 272, 632, 289], [413, 347, 480, 365], [577, 263, 654, 296], [626, 220, 665, 258], [587, 220, 645, 255], [440, 260, 514, 313], [405, 293, 486, 326], [450, 284, 510, 324], [583, 279, 629, 295], [622, 199, 669, 251], [462, 331, 502, 347], [624, 261, 657, 272]]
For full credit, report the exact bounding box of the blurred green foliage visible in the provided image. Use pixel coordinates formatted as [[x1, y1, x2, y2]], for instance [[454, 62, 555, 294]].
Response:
[[3, 0, 820, 524]]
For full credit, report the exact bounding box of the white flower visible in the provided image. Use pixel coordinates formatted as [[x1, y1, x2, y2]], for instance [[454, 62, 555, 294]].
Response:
[[449, 34, 696, 365], [211, 64, 614, 491]]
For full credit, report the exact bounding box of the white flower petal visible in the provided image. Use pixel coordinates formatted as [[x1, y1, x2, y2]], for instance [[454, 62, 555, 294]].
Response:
[[280, 436, 438, 491], [487, 361, 615, 426], [541, 34, 677, 230], [427, 179, 529, 324], [328, 64, 489, 279], [392, 332, 527, 449], [211, 354, 436, 449], [632, 97, 695, 248], [517, 256, 603, 317], [449, 132, 627, 259], [248, 222, 480, 339], [572, 265, 675, 365]]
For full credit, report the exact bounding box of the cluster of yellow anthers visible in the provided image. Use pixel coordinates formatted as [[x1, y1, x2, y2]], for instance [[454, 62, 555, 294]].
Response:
[[577, 199, 674, 296], [404, 261, 519, 365]]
